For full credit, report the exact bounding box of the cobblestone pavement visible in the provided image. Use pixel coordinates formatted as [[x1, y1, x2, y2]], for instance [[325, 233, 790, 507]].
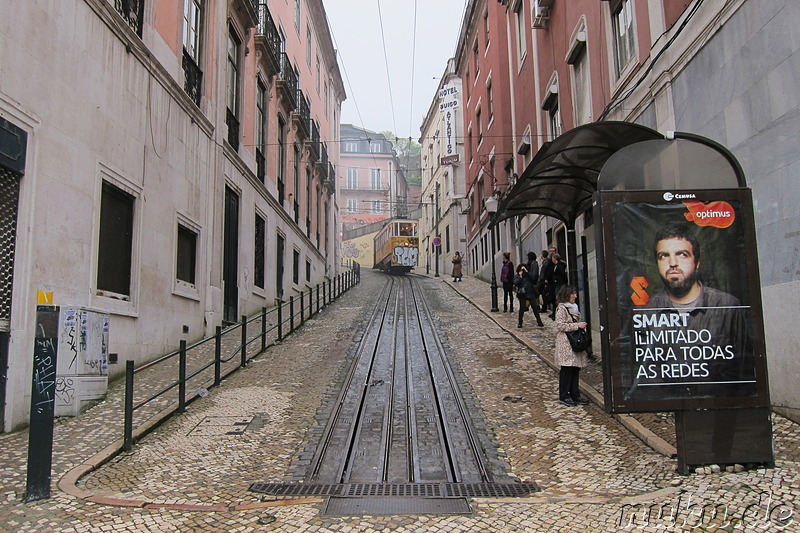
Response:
[[1, 270, 798, 532]]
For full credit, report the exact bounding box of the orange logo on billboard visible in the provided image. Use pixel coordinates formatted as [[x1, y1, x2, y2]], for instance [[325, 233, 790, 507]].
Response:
[[682, 201, 735, 228], [630, 276, 649, 305]]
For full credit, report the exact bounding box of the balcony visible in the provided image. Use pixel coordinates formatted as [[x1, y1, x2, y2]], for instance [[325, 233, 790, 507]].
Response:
[[256, 149, 265, 183], [276, 53, 297, 111], [226, 108, 240, 151], [293, 91, 310, 139], [255, 4, 281, 78], [307, 120, 320, 161], [114, 0, 144, 37], [232, 0, 259, 29], [182, 49, 202, 106], [316, 142, 328, 170]]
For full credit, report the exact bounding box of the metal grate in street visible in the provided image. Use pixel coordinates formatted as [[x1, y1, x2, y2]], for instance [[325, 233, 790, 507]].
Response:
[[248, 482, 540, 498]]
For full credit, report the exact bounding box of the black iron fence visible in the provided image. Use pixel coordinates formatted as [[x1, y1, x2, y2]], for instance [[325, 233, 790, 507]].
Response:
[[123, 265, 360, 450]]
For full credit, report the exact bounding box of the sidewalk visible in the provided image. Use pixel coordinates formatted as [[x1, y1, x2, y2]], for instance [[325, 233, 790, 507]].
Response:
[[438, 274, 678, 456], [0, 269, 797, 532]]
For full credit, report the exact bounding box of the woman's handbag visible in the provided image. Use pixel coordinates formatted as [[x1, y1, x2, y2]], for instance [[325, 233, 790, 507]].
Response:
[[565, 307, 590, 352]]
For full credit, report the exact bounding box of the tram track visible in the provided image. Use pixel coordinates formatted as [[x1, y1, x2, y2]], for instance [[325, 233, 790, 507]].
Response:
[[307, 275, 490, 485], [250, 274, 540, 508]]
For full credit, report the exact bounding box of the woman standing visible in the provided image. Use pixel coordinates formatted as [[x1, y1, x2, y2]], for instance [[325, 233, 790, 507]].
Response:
[[513, 264, 544, 328], [500, 252, 514, 312], [451, 251, 463, 282], [554, 285, 590, 406]]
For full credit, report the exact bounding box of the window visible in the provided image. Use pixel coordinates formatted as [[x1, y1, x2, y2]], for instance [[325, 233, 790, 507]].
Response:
[[344, 141, 359, 152], [372, 200, 383, 213], [293, 144, 300, 222], [277, 116, 286, 203], [611, 0, 635, 76], [254, 214, 265, 289], [476, 108, 483, 143], [97, 181, 134, 297], [316, 57, 320, 93], [306, 259, 311, 282], [347, 198, 357, 213], [570, 40, 592, 125], [183, 0, 202, 60], [483, 10, 490, 51], [473, 42, 479, 78], [306, 25, 312, 65], [514, 1, 526, 62], [293, 249, 300, 284], [256, 79, 267, 182], [176, 224, 197, 285], [370, 168, 381, 190], [487, 80, 494, 122], [226, 28, 241, 149], [347, 168, 358, 189], [306, 168, 313, 236], [324, 81, 329, 116], [548, 99, 562, 140], [294, 0, 300, 31]]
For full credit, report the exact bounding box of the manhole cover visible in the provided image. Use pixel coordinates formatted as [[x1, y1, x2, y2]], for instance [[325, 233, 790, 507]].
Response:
[[187, 416, 254, 436]]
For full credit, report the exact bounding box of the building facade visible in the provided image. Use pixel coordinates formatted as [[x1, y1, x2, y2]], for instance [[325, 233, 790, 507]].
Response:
[[419, 59, 468, 278], [338, 124, 409, 231], [450, 0, 800, 420], [0, 0, 344, 431]]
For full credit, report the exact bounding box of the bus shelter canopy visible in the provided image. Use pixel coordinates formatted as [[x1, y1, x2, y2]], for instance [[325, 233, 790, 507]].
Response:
[[493, 121, 664, 227]]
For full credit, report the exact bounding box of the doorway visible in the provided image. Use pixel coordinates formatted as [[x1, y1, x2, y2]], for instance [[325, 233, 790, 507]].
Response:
[[223, 186, 239, 323]]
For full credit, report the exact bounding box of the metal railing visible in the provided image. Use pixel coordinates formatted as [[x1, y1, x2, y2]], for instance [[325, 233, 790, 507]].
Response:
[[114, 0, 144, 37], [279, 53, 298, 109], [123, 265, 361, 451], [182, 49, 202, 106]]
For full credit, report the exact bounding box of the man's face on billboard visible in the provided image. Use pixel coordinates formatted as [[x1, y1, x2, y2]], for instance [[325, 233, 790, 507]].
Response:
[[656, 237, 699, 297]]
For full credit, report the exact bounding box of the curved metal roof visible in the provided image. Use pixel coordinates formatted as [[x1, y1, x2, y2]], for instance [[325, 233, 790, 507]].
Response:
[[493, 121, 664, 226]]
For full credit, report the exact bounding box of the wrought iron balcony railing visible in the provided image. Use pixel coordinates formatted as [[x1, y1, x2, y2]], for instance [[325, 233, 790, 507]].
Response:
[[114, 0, 144, 36], [258, 4, 281, 59], [309, 120, 320, 157], [256, 149, 266, 183], [278, 53, 298, 109], [295, 91, 310, 137], [182, 49, 202, 106], [226, 108, 240, 151]]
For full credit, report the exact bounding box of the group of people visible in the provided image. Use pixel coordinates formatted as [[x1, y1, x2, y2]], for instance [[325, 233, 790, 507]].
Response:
[[500, 247, 568, 325], [500, 247, 590, 406], [455, 246, 592, 408]]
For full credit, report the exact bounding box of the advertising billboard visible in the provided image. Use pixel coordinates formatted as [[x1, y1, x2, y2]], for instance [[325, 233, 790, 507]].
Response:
[[597, 188, 770, 412]]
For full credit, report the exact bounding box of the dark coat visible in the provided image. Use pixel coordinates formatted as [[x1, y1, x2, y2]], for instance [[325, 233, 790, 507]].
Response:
[[513, 270, 538, 300]]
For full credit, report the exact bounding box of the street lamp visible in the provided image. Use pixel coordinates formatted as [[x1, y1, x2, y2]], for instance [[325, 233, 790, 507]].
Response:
[[485, 195, 499, 312]]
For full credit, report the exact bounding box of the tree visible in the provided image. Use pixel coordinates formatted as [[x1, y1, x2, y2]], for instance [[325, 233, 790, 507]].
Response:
[[380, 131, 421, 184]]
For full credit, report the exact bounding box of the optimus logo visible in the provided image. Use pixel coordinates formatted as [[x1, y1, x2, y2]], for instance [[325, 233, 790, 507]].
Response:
[[663, 192, 697, 201]]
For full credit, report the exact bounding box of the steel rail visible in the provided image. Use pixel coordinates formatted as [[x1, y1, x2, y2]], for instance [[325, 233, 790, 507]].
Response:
[[307, 277, 394, 483]]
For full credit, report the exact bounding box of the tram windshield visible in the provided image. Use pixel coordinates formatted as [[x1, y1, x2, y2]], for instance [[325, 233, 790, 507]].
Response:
[[396, 222, 417, 237]]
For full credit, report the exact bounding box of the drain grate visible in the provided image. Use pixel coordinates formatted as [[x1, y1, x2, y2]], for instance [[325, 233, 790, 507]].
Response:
[[249, 482, 540, 498]]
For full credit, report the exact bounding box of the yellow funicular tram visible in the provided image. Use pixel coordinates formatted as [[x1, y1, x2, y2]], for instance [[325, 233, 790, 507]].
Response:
[[373, 219, 419, 275]]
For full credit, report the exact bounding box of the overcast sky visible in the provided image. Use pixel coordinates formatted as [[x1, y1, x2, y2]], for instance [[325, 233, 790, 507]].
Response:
[[324, 1, 468, 141]]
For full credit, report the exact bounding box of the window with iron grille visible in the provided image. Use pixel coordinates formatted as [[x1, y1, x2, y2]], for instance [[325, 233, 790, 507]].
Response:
[[176, 224, 197, 285], [182, 0, 203, 105], [277, 116, 286, 203], [293, 249, 300, 284], [254, 213, 265, 289], [226, 27, 241, 149], [97, 181, 134, 298], [256, 79, 267, 182], [0, 168, 21, 330]]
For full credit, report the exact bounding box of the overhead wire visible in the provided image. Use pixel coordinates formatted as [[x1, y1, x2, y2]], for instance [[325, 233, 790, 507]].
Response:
[[376, 0, 399, 136]]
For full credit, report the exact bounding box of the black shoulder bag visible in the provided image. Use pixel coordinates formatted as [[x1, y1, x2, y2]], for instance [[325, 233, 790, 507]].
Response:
[[564, 306, 590, 352]]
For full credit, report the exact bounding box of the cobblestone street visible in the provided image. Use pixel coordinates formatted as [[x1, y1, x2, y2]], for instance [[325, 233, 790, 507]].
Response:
[[1, 269, 797, 532]]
